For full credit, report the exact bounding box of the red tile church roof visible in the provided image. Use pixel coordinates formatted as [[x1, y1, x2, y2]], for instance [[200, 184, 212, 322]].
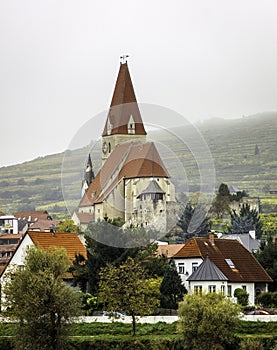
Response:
[[79, 141, 169, 207]]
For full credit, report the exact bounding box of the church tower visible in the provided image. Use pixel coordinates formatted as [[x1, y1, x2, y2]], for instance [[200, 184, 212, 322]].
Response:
[[102, 60, 147, 163]]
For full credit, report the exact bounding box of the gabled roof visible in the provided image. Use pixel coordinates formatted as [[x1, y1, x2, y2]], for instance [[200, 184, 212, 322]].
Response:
[[0, 231, 87, 278], [74, 212, 94, 224], [157, 244, 185, 258], [222, 233, 260, 253], [28, 219, 61, 231], [102, 63, 146, 136], [79, 141, 169, 207], [187, 256, 228, 281], [14, 210, 52, 222], [28, 231, 87, 261], [228, 184, 240, 193], [139, 180, 165, 196], [174, 237, 272, 283]]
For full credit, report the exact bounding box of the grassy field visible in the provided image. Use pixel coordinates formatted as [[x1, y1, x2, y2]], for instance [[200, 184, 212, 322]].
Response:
[[0, 321, 277, 349], [0, 112, 276, 216]]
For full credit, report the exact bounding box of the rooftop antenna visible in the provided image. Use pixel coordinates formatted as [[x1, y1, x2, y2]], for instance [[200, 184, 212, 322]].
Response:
[[120, 54, 129, 64]]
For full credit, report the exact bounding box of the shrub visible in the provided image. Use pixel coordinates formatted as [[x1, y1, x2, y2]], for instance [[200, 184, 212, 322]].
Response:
[[257, 292, 274, 308], [234, 288, 249, 307], [239, 337, 264, 350], [178, 292, 241, 350]]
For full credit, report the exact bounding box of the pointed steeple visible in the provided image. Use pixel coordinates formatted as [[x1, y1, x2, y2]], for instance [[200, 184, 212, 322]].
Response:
[[102, 62, 147, 137], [85, 154, 94, 184]]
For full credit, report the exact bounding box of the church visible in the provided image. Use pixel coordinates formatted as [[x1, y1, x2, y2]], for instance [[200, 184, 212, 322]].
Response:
[[75, 60, 177, 233]]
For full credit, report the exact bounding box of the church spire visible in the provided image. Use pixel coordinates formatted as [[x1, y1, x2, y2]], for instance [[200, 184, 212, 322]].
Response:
[[85, 154, 94, 185], [81, 154, 94, 197], [102, 61, 147, 137]]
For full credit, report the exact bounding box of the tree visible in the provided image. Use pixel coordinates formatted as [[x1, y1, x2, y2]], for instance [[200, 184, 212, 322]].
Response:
[[76, 222, 166, 295], [218, 183, 230, 197], [177, 203, 211, 241], [210, 183, 231, 219], [256, 238, 277, 291], [98, 257, 160, 336], [160, 260, 187, 309], [228, 204, 263, 238], [178, 293, 241, 350], [3, 247, 82, 350], [56, 219, 79, 233]]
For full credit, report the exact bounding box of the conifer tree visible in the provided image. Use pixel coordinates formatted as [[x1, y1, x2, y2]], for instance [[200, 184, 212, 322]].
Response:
[[228, 203, 263, 238], [160, 260, 187, 309]]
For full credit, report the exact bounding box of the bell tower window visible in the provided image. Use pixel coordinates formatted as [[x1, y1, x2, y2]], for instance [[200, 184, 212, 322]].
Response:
[[128, 115, 135, 134]]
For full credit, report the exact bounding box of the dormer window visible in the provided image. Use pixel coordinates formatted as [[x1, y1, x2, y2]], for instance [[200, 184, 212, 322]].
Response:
[[128, 115, 135, 134]]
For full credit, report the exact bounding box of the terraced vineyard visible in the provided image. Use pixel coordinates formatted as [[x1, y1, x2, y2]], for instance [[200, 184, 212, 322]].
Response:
[[0, 113, 276, 216]]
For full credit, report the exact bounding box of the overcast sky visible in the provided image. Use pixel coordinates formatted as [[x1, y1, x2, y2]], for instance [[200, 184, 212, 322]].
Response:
[[1, 0, 277, 167]]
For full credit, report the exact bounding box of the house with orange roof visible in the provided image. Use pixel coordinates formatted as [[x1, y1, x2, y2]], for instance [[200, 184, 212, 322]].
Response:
[[0, 231, 86, 288], [157, 243, 185, 259], [172, 235, 272, 305], [75, 61, 177, 233]]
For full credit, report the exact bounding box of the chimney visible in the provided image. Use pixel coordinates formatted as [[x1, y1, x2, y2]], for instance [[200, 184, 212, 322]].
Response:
[[209, 234, 215, 246]]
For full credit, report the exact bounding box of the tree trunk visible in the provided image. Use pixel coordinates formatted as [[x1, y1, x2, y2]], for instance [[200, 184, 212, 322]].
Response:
[[131, 313, 136, 336]]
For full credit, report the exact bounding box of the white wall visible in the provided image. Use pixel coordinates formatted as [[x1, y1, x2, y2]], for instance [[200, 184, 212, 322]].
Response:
[[174, 257, 203, 290]]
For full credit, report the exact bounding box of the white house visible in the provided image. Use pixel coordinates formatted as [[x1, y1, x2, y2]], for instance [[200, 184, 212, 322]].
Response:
[[172, 235, 272, 305], [0, 231, 87, 290]]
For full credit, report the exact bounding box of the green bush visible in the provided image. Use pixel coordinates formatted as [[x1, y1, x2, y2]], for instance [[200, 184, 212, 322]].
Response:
[[234, 288, 249, 307], [256, 292, 277, 308], [239, 337, 264, 350]]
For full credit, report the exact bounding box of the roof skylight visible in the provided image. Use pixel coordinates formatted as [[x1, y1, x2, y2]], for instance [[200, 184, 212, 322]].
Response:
[[225, 258, 236, 269]]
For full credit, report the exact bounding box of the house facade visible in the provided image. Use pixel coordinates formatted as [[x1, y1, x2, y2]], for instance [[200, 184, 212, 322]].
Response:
[[0, 231, 87, 288], [75, 61, 177, 233], [172, 235, 272, 305]]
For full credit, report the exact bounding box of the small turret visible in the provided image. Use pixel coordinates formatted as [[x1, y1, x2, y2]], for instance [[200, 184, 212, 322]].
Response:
[[81, 154, 94, 197]]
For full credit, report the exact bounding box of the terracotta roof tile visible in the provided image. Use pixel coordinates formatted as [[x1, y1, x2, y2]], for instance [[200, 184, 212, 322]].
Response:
[[28, 231, 87, 261], [14, 210, 52, 222], [174, 237, 272, 283], [102, 63, 146, 136], [79, 141, 169, 207], [29, 219, 61, 231], [157, 244, 185, 258]]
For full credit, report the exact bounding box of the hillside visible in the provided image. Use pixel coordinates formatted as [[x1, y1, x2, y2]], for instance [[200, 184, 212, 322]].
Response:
[[0, 113, 276, 216]]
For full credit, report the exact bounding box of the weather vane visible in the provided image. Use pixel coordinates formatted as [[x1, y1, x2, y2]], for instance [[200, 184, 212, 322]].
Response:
[[120, 54, 129, 64]]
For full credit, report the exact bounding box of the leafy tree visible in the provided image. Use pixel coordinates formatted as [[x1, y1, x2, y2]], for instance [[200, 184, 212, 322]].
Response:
[[218, 183, 230, 197], [256, 238, 277, 291], [177, 203, 211, 241], [160, 260, 187, 309], [210, 183, 231, 219], [69, 253, 88, 292], [83, 221, 127, 294], [3, 247, 82, 350], [228, 203, 263, 239], [234, 288, 249, 307], [75, 222, 166, 295], [178, 292, 241, 350], [56, 219, 79, 233], [98, 257, 160, 336], [79, 292, 98, 315]]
